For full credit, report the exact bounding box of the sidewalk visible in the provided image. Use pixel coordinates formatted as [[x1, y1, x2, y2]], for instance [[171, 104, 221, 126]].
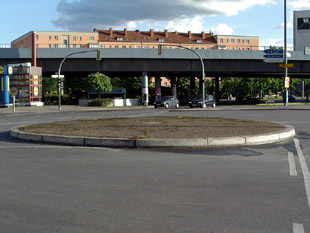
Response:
[[1, 103, 310, 114]]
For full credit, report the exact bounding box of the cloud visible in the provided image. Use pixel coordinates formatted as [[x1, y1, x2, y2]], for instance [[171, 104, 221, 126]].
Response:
[[288, 0, 310, 10], [260, 38, 294, 49], [211, 24, 234, 35], [52, 0, 276, 31], [165, 16, 204, 32]]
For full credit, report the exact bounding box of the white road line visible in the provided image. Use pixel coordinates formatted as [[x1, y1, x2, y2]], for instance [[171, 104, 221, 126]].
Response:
[[288, 152, 298, 176], [293, 223, 305, 233], [294, 138, 310, 210]]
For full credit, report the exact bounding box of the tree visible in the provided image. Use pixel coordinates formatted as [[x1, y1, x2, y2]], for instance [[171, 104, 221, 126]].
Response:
[[84, 72, 112, 95], [111, 76, 142, 98], [42, 77, 57, 95]]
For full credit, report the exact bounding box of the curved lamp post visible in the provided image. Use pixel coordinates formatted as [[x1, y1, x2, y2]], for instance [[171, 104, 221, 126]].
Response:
[[57, 49, 101, 111], [158, 44, 206, 108]]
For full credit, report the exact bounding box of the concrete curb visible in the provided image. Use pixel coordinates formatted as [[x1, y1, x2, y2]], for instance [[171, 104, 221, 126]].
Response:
[[10, 123, 295, 148]]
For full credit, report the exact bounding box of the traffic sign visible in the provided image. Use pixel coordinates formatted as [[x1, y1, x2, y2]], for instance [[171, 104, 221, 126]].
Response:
[[264, 49, 283, 54], [279, 64, 294, 68], [51, 75, 64, 78], [264, 58, 284, 63], [264, 54, 284, 58]]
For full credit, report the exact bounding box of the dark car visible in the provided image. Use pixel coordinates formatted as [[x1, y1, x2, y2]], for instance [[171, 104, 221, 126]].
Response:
[[189, 95, 216, 108], [154, 96, 179, 108]]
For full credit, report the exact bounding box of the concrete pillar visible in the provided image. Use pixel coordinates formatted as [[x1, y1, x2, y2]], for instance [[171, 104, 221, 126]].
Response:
[[142, 72, 149, 106], [155, 75, 161, 102], [215, 77, 220, 104], [171, 77, 177, 98]]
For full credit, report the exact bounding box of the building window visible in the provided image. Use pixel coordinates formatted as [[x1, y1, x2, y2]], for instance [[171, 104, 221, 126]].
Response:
[[196, 40, 202, 43], [231, 39, 235, 43], [73, 36, 77, 41], [237, 39, 240, 43], [135, 45, 141, 48], [220, 38, 224, 43], [55, 36, 58, 40], [117, 37, 123, 41], [144, 46, 149, 49], [36, 35, 39, 40], [159, 38, 165, 42], [115, 45, 119, 48], [122, 45, 126, 48], [100, 45, 105, 48], [89, 36, 95, 41], [246, 40, 250, 44], [49, 36, 51, 40], [80, 36, 82, 40], [227, 39, 229, 42], [298, 17, 310, 30]]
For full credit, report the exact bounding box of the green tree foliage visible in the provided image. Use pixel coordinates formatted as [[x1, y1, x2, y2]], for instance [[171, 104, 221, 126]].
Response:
[[42, 77, 57, 95], [111, 76, 142, 98], [84, 72, 112, 93]]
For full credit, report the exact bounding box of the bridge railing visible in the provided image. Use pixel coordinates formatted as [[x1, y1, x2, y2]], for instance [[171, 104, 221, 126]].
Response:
[[2, 43, 294, 51]]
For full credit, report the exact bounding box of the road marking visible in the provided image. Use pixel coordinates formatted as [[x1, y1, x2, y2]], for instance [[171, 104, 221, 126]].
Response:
[[288, 152, 298, 176], [294, 138, 310, 210], [293, 223, 305, 233]]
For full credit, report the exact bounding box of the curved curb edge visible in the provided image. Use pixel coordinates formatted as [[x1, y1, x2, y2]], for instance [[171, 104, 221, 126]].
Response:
[[10, 124, 295, 148]]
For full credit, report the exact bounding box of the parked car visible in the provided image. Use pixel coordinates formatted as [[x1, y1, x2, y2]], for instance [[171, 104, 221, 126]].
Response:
[[154, 96, 179, 108], [189, 95, 216, 108]]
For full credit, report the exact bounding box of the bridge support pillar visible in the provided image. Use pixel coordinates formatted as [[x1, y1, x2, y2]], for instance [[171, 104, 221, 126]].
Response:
[[155, 75, 161, 102], [142, 72, 149, 106], [215, 77, 220, 104], [171, 77, 177, 98]]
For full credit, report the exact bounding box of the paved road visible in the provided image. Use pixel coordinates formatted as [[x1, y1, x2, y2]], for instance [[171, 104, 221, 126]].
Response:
[[1, 105, 310, 233]]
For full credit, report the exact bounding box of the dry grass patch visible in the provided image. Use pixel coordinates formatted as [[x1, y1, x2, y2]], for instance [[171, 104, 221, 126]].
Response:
[[18, 116, 286, 139]]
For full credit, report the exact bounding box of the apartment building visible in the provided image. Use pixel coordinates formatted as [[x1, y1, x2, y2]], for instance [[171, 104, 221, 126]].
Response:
[[11, 29, 259, 51], [94, 28, 217, 50], [11, 31, 99, 48], [214, 35, 259, 50]]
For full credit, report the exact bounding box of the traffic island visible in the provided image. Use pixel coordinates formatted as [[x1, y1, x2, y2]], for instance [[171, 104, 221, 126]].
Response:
[[10, 116, 295, 148]]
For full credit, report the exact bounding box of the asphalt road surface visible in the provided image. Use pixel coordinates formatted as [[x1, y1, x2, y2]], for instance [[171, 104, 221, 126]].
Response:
[[1, 105, 310, 233]]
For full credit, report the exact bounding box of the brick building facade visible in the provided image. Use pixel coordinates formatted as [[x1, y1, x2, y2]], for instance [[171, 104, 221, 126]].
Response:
[[11, 28, 259, 51]]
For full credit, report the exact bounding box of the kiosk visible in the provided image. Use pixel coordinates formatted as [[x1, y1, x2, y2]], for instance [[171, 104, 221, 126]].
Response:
[[9, 64, 43, 106]]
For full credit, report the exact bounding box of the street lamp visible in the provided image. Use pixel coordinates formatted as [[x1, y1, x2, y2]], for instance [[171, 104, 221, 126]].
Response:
[[284, 0, 288, 106], [57, 49, 101, 111], [158, 44, 206, 108]]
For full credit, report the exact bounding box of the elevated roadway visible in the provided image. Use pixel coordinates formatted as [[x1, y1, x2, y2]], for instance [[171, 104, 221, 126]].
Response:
[[1, 48, 310, 78]]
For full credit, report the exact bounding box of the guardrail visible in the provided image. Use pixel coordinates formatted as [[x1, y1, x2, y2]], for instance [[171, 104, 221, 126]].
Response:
[[1, 43, 294, 51]]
